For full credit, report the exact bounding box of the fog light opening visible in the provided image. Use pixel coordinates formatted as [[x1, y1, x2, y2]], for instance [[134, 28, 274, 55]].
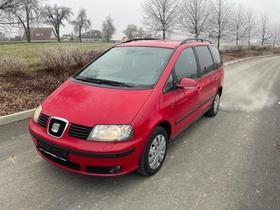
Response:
[[109, 166, 121, 174]]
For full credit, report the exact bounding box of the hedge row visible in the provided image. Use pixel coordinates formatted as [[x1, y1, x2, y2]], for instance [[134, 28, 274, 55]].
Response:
[[0, 48, 104, 81]]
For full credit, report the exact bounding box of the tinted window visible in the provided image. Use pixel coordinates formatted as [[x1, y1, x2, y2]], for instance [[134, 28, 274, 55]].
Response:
[[174, 48, 198, 80], [164, 73, 175, 93], [209, 46, 222, 68], [195, 46, 215, 75], [76, 47, 173, 88]]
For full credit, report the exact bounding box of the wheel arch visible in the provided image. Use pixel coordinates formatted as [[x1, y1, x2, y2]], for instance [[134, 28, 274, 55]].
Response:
[[156, 120, 173, 142], [218, 86, 223, 96]]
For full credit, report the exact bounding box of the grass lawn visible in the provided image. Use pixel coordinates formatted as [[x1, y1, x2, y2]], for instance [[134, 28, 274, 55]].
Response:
[[0, 42, 113, 72], [0, 41, 114, 116]]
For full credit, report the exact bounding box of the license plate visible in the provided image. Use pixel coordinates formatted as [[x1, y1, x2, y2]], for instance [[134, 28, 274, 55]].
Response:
[[38, 140, 68, 162]]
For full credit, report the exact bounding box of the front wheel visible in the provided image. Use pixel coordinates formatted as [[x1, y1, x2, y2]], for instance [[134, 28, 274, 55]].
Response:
[[205, 92, 221, 117], [137, 127, 168, 176]]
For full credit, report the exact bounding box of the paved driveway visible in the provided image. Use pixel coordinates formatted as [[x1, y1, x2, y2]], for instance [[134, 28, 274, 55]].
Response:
[[1, 56, 280, 210]]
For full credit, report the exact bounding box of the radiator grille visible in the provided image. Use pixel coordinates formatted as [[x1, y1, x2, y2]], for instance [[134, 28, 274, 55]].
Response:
[[68, 124, 92, 140], [38, 113, 49, 128]]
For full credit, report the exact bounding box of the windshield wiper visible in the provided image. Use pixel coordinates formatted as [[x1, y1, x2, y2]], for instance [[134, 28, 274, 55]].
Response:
[[75, 77, 133, 87]]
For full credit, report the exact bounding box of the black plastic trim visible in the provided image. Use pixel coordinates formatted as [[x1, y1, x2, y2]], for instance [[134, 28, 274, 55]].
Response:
[[68, 124, 92, 140], [180, 38, 212, 45], [38, 113, 49, 128], [37, 146, 80, 171], [85, 166, 120, 174], [176, 96, 214, 125], [120, 38, 160, 44], [30, 131, 135, 158]]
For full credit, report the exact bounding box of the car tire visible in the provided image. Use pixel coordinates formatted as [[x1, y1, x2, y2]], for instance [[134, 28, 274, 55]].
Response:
[[137, 127, 168, 176], [205, 92, 221, 117]]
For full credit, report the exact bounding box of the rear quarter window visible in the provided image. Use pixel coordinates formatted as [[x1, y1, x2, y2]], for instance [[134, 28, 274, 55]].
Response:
[[209, 46, 222, 68], [195, 46, 215, 75]]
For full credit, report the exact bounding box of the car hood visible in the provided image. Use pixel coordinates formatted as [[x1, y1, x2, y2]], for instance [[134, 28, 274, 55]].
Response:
[[42, 80, 153, 126]]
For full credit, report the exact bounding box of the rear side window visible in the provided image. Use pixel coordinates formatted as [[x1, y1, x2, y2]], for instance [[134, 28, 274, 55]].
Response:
[[195, 46, 215, 75], [174, 48, 198, 80], [209, 46, 222, 68]]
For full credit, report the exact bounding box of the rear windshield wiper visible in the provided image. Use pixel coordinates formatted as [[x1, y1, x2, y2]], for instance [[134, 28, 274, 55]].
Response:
[[75, 77, 133, 87]]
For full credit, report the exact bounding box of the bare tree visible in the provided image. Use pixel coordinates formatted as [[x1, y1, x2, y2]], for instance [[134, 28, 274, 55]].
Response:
[[260, 15, 271, 46], [209, 0, 232, 49], [0, 0, 22, 10], [232, 4, 246, 45], [2, 0, 41, 42], [142, 0, 182, 40], [180, 0, 210, 38], [137, 27, 146, 38], [0, 1, 14, 28], [0, 1, 21, 31], [123, 24, 138, 40], [42, 4, 72, 42], [272, 24, 280, 48], [101, 16, 115, 42], [245, 9, 255, 49], [71, 9, 91, 43]]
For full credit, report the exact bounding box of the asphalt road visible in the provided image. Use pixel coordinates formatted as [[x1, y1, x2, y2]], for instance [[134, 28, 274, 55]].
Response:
[[1, 56, 280, 210]]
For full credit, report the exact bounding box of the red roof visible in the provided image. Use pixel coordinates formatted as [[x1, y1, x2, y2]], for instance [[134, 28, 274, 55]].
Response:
[[118, 40, 209, 49]]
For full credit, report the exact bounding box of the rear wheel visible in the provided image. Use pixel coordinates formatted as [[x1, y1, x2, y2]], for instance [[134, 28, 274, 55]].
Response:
[[137, 127, 168, 176], [205, 92, 221, 117]]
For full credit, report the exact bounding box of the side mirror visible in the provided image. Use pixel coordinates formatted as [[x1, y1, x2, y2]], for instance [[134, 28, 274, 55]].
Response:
[[176, 78, 197, 90]]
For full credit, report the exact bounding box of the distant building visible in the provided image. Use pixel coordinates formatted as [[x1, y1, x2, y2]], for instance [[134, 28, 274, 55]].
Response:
[[61, 34, 73, 42], [23, 27, 56, 41], [81, 30, 102, 41], [122, 36, 129, 42]]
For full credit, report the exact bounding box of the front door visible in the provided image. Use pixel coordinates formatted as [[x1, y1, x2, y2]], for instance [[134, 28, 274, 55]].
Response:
[[172, 47, 201, 135]]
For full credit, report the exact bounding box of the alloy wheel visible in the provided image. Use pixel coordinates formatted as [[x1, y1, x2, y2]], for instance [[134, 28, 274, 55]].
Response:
[[148, 134, 167, 170]]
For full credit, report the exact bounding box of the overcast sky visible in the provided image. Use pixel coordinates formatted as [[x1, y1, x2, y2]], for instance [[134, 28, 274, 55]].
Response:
[[47, 0, 280, 40]]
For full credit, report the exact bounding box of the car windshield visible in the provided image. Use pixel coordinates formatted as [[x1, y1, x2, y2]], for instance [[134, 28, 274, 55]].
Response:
[[75, 47, 173, 88]]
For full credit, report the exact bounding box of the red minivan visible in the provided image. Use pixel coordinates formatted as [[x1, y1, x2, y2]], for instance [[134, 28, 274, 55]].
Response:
[[29, 38, 224, 176]]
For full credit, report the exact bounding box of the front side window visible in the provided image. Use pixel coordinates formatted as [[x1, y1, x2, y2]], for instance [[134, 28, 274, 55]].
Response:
[[195, 46, 215, 75], [174, 48, 198, 80], [164, 73, 175, 93], [75, 47, 173, 88]]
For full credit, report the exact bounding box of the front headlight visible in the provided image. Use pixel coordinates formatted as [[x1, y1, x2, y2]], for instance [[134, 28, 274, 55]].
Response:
[[88, 125, 133, 142], [33, 105, 42, 123]]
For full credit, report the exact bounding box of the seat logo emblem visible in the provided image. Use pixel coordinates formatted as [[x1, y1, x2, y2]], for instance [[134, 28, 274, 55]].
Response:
[[51, 123, 61, 133]]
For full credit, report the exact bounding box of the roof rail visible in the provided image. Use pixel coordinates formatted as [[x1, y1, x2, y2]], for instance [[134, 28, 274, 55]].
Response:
[[120, 38, 160, 44], [180, 38, 212, 45]]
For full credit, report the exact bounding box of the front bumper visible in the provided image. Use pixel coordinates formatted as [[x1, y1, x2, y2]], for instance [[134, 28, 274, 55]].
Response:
[[29, 120, 145, 176]]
